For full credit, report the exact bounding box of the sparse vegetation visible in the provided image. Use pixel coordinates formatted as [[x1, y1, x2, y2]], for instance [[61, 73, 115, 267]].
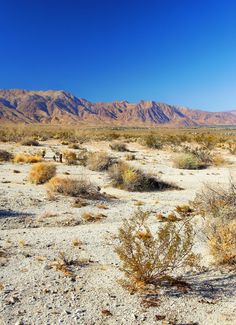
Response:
[[46, 176, 102, 199], [0, 150, 13, 162], [116, 209, 198, 290], [108, 162, 177, 191], [63, 150, 77, 165], [29, 162, 56, 184], [125, 153, 135, 160], [81, 212, 107, 222], [110, 142, 129, 152], [143, 134, 163, 149], [13, 153, 43, 164], [21, 139, 40, 146], [193, 181, 236, 266], [86, 151, 114, 171], [173, 153, 203, 169]]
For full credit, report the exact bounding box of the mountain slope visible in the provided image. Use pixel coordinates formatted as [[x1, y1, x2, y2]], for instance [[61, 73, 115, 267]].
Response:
[[0, 89, 236, 126]]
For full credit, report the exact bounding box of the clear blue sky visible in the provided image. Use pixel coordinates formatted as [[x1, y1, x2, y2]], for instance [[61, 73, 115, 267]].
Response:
[[0, 0, 236, 111]]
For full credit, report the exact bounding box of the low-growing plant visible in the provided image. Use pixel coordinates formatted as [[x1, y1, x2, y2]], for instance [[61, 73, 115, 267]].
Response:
[[143, 134, 163, 149], [14, 153, 43, 164], [21, 139, 40, 146], [173, 153, 203, 170], [0, 150, 13, 162], [68, 143, 81, 150], [81, 212, 107, 222], [63, 150, 77, 165], [116, 209, 198, 290], [109, 162, 178, 191], [46, 176, 102, 199], [110, 142, 129, 152], [86, 151, 114, 171], [29, 162, 56, 184]]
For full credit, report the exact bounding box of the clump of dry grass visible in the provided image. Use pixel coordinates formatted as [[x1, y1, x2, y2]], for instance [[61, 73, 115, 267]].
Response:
[[49, 251, 87, 277], [14, 153, 43, 164], [193, 181, 236, 266], [29, 162, 56, 184], [46, 176, 102, 199], [63, 150, 77, 165], [108, 162, 177, 192], [81, 212, 107, 222], [110, 142, 129, 152], [116, 209, 198, 291], [0, 150, 13, 162], [86, 151, 114, 171], [21, 139, 40, 146]]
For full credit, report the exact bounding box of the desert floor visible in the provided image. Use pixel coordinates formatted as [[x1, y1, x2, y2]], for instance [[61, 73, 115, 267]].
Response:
[[0, 141, 236, 325]]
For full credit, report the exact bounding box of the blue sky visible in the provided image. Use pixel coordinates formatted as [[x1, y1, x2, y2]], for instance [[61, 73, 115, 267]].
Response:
[[0, 0, 236, 111]]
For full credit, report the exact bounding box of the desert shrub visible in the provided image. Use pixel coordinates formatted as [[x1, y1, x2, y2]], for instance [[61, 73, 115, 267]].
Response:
[[77, 149, 89, 166], [110, 142, 128, 152], [116, 209, 198, 290], [207, 219, 236, 266], [63, 150, 77, 165], [227, 141, 236, 155], [193, 134, 218, 149], [13, 153, 43, 164], [144, 135, 163, 149], [29, 163, 56, 184], [68, 143, 80, 150], [108, 162, 177, 191], [21, 139, 40, 146], [193, 182, 236, 266], [211, 154, 226, 166], [0, 150, 13, 162], [125, 153, 136, 160], [173, 153, 203, 169], [46, 176, 102, 199], [86, 151, 114, 171]]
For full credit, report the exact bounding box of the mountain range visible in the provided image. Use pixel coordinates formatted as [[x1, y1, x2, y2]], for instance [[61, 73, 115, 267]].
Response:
[[0, 89, 236, 127]]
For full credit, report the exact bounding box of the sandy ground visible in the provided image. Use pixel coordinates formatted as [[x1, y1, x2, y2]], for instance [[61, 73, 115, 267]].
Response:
[[0, 141, 236, 325]]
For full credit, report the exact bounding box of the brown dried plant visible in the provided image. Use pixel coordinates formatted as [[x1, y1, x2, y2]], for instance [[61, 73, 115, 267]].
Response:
[[193, 181, 236, 266], [116, 209, 198, 291]]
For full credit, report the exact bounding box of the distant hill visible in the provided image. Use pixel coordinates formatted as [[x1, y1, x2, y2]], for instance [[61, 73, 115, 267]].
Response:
[[0, 89, 236, 126]]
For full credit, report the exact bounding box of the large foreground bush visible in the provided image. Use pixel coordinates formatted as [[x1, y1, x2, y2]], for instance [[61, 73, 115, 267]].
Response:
[[116, 210, 198, 290]]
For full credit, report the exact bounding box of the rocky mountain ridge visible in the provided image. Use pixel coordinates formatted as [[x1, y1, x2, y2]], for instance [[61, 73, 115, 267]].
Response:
[[1, 89, 236, 126]]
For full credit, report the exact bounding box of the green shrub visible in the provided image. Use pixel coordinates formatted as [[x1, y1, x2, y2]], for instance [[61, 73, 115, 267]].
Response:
[[108, 162, 177, 191]]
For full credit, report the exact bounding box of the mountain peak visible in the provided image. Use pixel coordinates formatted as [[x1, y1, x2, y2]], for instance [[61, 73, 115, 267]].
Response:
[[0, 89, 235, 126]]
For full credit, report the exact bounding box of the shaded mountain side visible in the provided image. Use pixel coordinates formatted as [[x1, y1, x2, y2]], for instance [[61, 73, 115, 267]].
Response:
[[0, 89, 236, 126]]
